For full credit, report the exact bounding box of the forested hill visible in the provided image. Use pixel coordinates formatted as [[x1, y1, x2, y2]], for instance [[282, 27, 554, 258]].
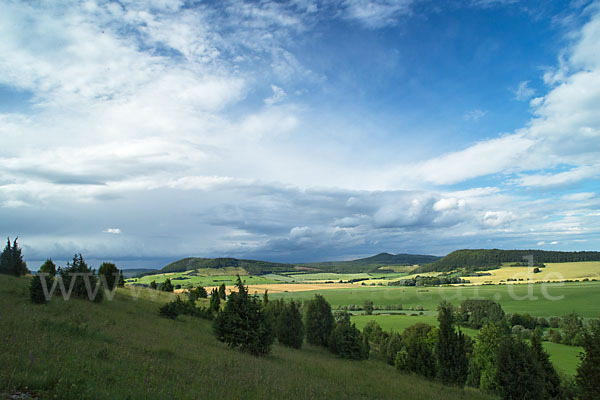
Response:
[[159, 257, 297, 275], [415, 249, 600, 273], [300, 253, 441, 273]]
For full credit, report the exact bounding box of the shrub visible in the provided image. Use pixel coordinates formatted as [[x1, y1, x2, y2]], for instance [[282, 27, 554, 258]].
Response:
[[160, 278, 174, 292]]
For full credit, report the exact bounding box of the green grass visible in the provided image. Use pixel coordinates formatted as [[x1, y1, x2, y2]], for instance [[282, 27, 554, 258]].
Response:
[[0, 274, 496, 400], [129, 272, 282, 288], [351, 314, 480, 337], [270, 281, 600, 318], [542, 342, 583, 377]]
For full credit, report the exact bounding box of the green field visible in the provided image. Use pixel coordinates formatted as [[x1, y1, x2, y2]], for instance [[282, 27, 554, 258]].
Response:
[[0, 275, 496, 399], [270, 281, 600, 318], [128, 272, 282, 288], [349, 313, 582, 376]]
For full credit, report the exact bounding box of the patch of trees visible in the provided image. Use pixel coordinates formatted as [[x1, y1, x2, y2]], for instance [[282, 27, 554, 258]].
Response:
[[389, 275, 467, 286], [456, 299, 505, 329], [362, 303, 582, 398], [576, 319, 600, 399], [416, 249, 600, 273], [264, 298, 305, 349], [0, 237, 28, 276]]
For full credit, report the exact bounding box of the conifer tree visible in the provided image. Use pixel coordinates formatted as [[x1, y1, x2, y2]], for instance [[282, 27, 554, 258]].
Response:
[[305, 294, 334, 347], [209, 288, 221, 312], [213, 275, 274, 356], [29, 275, 48, 304], [59, 254, 103, 302], [218, 283, 227, 300], [161, 278, 174, 292], [118, 270, 125, 287], [150, 280, 157, 290], [576, 319, 600, 399], [0, 237, 28, 276], [98, 262, 119, 291], [436, 301, 468, 387], [530, 328, 563, 399], [275, 300, 304, 349], [38, 259, 57, 277]]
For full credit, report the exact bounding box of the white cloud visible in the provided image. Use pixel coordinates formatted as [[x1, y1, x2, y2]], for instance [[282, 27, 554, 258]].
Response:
[[463, 109, 488, 121], [550, 241, 559, 245], [264, 84, 287, 105], [514, 80, 536, 101], [537, 241, 545, 245], [341, 0, 414, 28], [103, 228, 121, 234]]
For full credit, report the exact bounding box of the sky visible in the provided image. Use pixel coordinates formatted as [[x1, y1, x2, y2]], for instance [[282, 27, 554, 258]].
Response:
[[1, 0, 600, 269]]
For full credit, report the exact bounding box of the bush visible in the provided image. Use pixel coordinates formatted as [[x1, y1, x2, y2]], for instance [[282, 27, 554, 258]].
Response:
[[160, 278, 174, 292], [213, 276, 273, 356], [159, 296, 213, 320]]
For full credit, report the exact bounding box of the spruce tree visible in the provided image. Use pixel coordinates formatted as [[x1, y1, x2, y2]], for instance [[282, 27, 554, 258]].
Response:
[[305, 294, 334, 347], [0, 237, 28, 276], [150, 280, 157, 290], [118, 270, 125, 287], [209, 288, 221, 312], [495, 335, 544, 400], [213, 275, 274, 356], [59, 254, 103, 302], [436, 301, 468, 387], [98, 262, 119, 291], [530, 329, 563, 399], [218, 283, 227, 300], [38, 259, 56, 276], [161, 278, 174, 292], [275, 301, 304, 349], [576, 319, 600, 399], [29, 275, 48, 304]]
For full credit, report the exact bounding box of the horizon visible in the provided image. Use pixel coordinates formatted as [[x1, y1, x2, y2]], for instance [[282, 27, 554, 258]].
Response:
[[2, 1, 600, 267]]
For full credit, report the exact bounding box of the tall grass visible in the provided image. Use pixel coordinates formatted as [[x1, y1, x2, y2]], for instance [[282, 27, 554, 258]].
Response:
[[0, 275, 496, 399]]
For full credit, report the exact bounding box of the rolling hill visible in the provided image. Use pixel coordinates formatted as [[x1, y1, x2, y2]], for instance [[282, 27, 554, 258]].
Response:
[[414, 249, 600, 273], [144, 252, 442, 277]]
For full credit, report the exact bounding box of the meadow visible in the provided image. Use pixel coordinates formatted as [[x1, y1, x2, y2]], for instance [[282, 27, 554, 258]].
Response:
[[0, 274, 497, 400]]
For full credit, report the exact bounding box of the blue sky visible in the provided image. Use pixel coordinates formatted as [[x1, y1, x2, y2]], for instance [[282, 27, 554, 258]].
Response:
[[1, 0, 599, 269]]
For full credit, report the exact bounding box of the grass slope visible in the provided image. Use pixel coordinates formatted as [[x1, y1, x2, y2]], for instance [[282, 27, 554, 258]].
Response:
[[0, 275, 496, 400]]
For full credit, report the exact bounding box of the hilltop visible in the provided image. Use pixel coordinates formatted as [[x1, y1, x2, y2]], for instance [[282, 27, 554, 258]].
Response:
[[415, 249, 600, 273], [299, 252, 441, 273]]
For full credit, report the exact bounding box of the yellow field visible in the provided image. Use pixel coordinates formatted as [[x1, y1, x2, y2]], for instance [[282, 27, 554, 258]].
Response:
[[462, 261, 600, 285]]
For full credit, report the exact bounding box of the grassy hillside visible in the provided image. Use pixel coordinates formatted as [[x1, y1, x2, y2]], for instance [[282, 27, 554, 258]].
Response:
[[0, 274, 496, 399], [416, 249, 600, 272]]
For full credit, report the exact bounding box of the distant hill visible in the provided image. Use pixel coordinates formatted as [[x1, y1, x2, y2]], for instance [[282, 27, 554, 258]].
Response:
[[158, 257, 297, 275], [414, 249, 600, 273], [300, 253, 441, 273], [121, 268, 158, 279], [151, 252, 441, 276]]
